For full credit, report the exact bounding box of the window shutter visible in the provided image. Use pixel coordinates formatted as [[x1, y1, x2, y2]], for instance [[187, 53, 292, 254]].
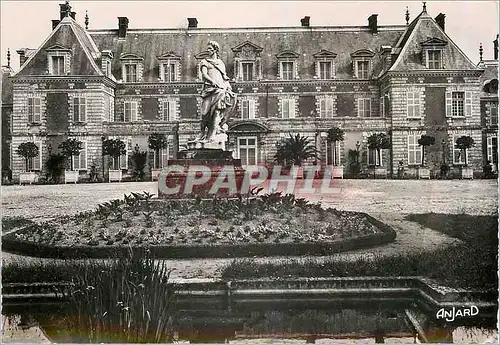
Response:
[[33, 142, 42, 171], [249, 100, 256, 119], [81, 98, 87, 122], [161, 148, 169, 168], [281, 99, 287, 119], [320, 99, 326, 118], [445, 91, 452, 117], [357, 99, 363, 117], [131, 102, 137, 122], [327, 98, 333, 118], [80, 142, 87, 170], [367, 99, 372, 117], [73, 98, 79, 122], [290, 100, 296, 119], [465, 91, 472, 116], [28, 98, 34, 123], [124, 102, 130, 122]]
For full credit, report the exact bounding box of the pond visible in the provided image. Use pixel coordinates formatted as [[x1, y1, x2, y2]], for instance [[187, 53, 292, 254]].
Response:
[[2, 299, 497, 343]]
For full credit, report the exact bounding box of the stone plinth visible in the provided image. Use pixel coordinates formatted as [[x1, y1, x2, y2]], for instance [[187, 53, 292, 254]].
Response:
[[158, 148, 245, 199]]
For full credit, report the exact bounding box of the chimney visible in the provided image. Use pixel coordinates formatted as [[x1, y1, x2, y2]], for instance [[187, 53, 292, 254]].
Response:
[[368, 14, 378, 34], [59, 1, 71, 20], [435, 13, 445, 32], [118, 17, 129, 38], [494, 34, 499, 60], [52, 19, 60, 30], [187, 17, 198, 28], [300, 16, 310, 27]]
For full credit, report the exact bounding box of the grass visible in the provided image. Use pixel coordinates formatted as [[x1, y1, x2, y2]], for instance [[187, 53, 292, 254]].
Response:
[[221, 214, 498, 291]]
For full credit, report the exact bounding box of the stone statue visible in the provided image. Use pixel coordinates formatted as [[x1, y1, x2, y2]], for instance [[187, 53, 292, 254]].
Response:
[[196, 41, 236, 145]]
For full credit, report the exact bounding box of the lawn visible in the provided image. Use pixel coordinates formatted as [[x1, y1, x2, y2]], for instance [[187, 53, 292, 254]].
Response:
[[221, 213, 498, 291]]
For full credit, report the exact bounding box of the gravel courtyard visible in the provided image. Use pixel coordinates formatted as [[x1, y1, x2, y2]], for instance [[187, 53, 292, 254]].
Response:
[[2, 179, 498, 279]]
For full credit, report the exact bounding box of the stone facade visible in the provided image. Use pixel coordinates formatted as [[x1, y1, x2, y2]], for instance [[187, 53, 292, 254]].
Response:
[[3, 2, 498, 181]]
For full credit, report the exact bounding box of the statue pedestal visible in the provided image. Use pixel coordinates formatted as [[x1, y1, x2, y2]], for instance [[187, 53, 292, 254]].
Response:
[[158, 148, 246, 199]]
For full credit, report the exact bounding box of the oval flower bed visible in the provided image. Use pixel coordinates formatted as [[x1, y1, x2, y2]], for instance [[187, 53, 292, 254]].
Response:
[[3, 192, 396, 258]]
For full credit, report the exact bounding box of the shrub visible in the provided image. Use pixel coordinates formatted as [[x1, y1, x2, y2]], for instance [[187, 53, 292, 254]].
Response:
[[58, 139, 83, 171], [367, 133, 390, 167], [102, 138, 127, 170], [417, 135, 435, 166], [148, 133, 169, 169], [16, 142, 39, 172], [455, 136, 475, 166]]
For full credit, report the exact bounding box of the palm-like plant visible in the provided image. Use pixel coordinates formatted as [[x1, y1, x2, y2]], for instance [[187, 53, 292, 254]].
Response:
[[417, 135, 435, 167], [367, 133, 391, 167], [59, 138, 83, 171], [326, 127, 345, 166], [148, 133, 169, 169], [456, 136, 475, 166], [102, 138, 127, 170], [16, 142, 39, 172], [274, 134, 320, 167]]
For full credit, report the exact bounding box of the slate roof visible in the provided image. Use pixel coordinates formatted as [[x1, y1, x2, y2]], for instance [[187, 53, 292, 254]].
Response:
[[88, 26, 406, 82], [2, 66, 14, 104]]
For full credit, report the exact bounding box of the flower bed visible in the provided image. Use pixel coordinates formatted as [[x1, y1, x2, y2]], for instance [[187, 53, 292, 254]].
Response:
[[2, 192, 396, 259]]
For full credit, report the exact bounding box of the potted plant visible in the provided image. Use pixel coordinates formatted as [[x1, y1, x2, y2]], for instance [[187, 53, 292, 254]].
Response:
[[59, 138, 83, 183], [102, 138, 127, 182], [367, 133, 391, 178], [16, 142, 40, 185], [417, 134, 435, 179], [148, 133, 169, 181], [456, 135, 475, 179], [274, 134, 320, 179], [326, 126, 345, 179]]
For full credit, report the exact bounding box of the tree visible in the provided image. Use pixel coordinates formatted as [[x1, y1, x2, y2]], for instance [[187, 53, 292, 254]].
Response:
[[417, 135, 435, 167], [59, 138, 83, 171], [455, 136, 475, 166], [367, 133, 391, 167], [326, 127, 345, 166], [274, 134, 320, 167], [16, 142, 39, 172], [148, 133, 169, 169], [102, 138, 127, 170]]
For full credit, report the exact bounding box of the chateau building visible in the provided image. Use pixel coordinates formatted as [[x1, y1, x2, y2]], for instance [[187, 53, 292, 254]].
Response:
[[3, 2, 498, 181]]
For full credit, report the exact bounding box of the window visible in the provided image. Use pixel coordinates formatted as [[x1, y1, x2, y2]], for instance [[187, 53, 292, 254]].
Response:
[[487, 136, 498, 169], [453, 135, 468, 165], [51, 56, 65, 75], [408, 134, 423, 165], [380, 96, 385, 118], [488, 102, 498, 125], [319, 61, 332, 79], [356, 60, 369, 79], [281, 61, 294, 80], [124, 101, 138, 122], [407, 91, 421, 119], [73, 97, 86, 122], [367, 147, 382, 166], [427, 50, 442, 69], [242, 62, 254, 81], [162, 63, 177, 82], [26, 141, 42, 171], [27, 97, 41, 123], [281, 99, 296, 119], [446, 91, 472, 117], [357, 98, 371, 117], [162, 100, 177, 121], [240, 99, 256, 119], [319, 98, 334, 118], [72, 141, 87, 171], [238, 137, 258, 166], [124, 63, 137, 82], [105, 96, 114, 122], [153, 148, 170, 169], [326, 141, 340, 166]]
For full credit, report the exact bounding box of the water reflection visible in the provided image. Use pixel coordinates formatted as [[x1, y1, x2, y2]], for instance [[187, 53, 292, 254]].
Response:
[[2, 308, 497, 344]]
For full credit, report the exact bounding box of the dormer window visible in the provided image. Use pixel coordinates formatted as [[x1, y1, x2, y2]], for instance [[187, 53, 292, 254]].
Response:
[[101, 50, 114, 77], [231, 41, 264, 81], [313, 49, 337, 80], [46, 45, 71, 75], [157, 52, 181, 82], [419, 37, 448, 69], [120, 53, 144, 83], [276, 51, 299, 80], [351, 49, 375, 79]]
